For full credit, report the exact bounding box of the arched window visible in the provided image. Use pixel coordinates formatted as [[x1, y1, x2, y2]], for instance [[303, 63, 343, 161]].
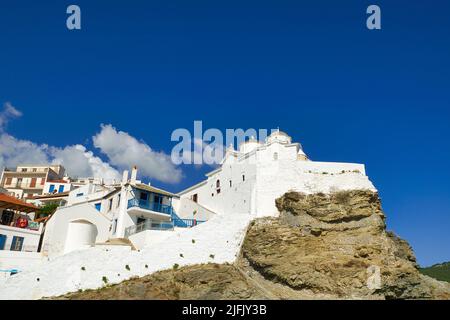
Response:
[[273, 152, 278, 160]]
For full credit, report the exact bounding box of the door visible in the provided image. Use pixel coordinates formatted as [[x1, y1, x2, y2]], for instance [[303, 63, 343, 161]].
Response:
[[0, 234, 6, 250], [30, 178, 37, 188]]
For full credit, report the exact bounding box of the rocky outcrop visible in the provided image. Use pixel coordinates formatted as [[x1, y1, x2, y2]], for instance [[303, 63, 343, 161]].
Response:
[[242, 190, 450, 299], [52, 190, 450, 300], [51, 263, 268, 300]]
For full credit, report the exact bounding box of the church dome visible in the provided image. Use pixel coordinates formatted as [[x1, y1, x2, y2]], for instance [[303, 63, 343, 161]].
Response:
[[267, 130, 292, 144], [238, 136, 261, 153]]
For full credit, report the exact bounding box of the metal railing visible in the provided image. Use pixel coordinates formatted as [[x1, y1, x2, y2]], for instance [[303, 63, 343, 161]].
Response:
[[173, 218, 205, 228], [124, 219, 174, 237], [127, 199, 173, 215]]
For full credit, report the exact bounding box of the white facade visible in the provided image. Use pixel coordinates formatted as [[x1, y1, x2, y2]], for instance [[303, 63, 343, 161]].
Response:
[[41, 168, 179, 258], [178, 130, 376, 218], [42, 181, 73, 195], [0, 223, 43, 252]]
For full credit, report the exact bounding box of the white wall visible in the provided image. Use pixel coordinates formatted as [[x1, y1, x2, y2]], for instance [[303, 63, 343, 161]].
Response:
[[0, 224, 43, 252], [255, 159, 375, 217], [172, 197, 217, 221], [0, 251, 44, 272], [41, 203, 111, 258], [43, 182, 72, 194], [0, 212, 252, 300], [128, 229, 178, 250]]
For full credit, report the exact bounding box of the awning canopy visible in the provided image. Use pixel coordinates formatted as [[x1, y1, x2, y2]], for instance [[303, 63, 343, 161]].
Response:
[[0, 194, 38, 213]]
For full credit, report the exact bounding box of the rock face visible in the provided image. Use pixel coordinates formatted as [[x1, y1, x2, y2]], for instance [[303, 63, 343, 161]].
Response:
[[242, 190, 450, 299], [52, 264, 267, 300], [52, 190, 450, 300]]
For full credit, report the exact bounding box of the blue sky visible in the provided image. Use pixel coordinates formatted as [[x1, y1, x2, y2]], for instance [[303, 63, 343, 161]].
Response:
[[0, 1, 449, 266]]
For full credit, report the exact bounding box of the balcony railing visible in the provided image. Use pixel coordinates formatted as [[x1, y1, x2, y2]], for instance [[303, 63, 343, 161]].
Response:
[[172, 218, 205, 228], [127, 199, 173, 215], [124, 220, 174, 237]]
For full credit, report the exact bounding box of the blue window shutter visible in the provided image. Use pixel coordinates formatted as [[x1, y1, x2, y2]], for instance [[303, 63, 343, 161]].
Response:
[[95, 203, 101, 211], [58, 185, 64, 193], [0, 234, 6, 250], [49, 185, 55, 192]]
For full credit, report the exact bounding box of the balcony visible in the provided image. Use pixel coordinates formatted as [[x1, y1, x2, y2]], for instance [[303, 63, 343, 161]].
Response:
[[127, 199, 173, 220], [124, 219, 174, 237]]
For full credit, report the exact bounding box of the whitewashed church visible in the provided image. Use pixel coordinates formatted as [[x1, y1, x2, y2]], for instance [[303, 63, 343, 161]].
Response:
[[175, 130, 375, 218]]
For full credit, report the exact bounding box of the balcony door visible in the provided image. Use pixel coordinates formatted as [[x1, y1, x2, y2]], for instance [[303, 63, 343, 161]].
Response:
[[139, 192, 149, 207]]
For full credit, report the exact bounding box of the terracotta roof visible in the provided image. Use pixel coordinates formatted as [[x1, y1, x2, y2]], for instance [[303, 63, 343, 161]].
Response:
[[0, 194, 38, 213]]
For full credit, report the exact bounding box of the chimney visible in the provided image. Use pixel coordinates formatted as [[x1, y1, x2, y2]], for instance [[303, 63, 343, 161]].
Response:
[[122, 170, 129, 184], [130, 166, 138, 184]]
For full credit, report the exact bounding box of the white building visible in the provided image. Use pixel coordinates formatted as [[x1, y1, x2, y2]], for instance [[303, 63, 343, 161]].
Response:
[[0, 165, 65, 199], [176, 130, 375, 218], [41, 167, 210, 257], [0, 193, 43, 251]]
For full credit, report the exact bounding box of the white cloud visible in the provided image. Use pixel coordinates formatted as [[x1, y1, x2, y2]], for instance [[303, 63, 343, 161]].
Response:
[[0, 104, 184, 184], [0, 134, 50, 169], [0, 102, 22, 132], [50, 145, 121, 182], [93, 124, 183, 184], [0, 133, 121, 183]]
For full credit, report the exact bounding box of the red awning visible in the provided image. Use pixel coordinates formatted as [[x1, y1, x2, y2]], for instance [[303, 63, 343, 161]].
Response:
[[0, 194, 38, 213]]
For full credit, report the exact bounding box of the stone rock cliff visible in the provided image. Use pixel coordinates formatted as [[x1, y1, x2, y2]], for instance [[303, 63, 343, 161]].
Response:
[[242, 190, 450, 299], [53, 190, 450, 300]]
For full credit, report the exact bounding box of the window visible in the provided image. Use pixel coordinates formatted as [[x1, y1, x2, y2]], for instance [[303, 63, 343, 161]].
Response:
[[21, 168, 27, 172], [40, 178, 45, 185], [10, 236, 24, 251], [229, 180, 232, 187], [58, 185, 65, 193], [95, 203, 101, 211], [49, 185, 55, 193], [273, 152, 278, 160], [242, 175, 245, 182], [0, 234, 6, 250], [113, 219, 118, 234], [1, 211, 14, 226], [30, 178, 37, 188], [5, 177, 12, 185], [76, 193, 84, 197], [216, 180, 221, 194], [109, 199, 113, 211], [117, 194, 121, 208], [154, 194, 163, 204], [192, 194, 198, 203], [32, 168, 37, 172], [140, 192, 148, 201]]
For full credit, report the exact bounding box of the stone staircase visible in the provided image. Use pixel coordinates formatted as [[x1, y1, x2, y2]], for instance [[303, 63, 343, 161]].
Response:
[[96, 238, 137, 250]]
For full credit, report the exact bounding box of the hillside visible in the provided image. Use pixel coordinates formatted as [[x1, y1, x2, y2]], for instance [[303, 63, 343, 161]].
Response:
[[52, 190, 450, 300], [420, 262, 450, 283]]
